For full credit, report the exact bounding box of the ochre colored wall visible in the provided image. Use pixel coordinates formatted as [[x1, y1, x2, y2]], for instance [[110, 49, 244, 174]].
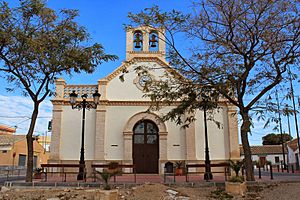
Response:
[[0, 139, 49, 167]]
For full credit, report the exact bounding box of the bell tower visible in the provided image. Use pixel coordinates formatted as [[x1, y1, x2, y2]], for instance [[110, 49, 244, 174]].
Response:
[[126, 26, 166, 61]]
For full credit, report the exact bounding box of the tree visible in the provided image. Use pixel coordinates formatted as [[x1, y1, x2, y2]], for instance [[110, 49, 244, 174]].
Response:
[[0, 0, 118, 182], [262, 133, 292, 145], [128, 0, 300, 181]]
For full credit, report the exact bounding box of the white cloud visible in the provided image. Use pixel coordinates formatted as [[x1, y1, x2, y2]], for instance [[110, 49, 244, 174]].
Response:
[[0, 95, 52, 135]]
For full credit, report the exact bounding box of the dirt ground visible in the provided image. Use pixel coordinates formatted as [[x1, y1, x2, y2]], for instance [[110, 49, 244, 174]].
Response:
[[0, 182, 299, 200]]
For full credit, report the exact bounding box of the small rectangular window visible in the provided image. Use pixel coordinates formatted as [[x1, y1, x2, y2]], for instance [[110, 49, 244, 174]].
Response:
[[275, 156, 280, 163], [18, 154, 26, 166], [2, 150, 7, 153], [33, 156, 37, 168], [134, 135, 144, 144], [147, 135, 157, 144]]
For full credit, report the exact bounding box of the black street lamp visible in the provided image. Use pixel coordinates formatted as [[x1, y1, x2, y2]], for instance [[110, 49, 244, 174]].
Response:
[[288, 66, 300, 170], [199, 90, 214, 181], [69, 90, 101, 180], [203, 103, 213, 181], [275, 90, 287, 169]]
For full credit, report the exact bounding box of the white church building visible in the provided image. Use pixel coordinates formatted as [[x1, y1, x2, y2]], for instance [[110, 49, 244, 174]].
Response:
[[49, 26, 240, 174]]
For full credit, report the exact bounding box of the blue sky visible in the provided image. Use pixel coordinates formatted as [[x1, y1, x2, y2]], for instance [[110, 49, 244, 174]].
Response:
[[0, 0, 193, 135], [0, 0, 299, 145]]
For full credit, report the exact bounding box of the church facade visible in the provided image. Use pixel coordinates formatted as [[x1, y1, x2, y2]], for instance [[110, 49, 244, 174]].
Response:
[[49, 26, 240, 174]]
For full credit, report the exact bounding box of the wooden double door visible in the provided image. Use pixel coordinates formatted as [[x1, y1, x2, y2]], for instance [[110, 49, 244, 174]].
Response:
[[133, 120, 159, 173]]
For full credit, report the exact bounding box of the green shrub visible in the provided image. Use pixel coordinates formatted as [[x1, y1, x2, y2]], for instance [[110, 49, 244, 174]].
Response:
[[229, 160, 244, 177], [229, 175, 244, 183], [95, 169, 121, 190]]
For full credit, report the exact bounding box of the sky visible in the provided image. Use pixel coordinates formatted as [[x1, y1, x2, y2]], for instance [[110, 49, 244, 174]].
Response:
[[0, 0, 299, 145]]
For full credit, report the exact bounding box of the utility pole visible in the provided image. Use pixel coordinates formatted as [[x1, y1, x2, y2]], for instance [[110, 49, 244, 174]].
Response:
[[285, 104, 292, 140], [285, 104, 292, 169], [276, 90, 286, 169], [44, 131, 47, 153], [288, 66, 300, 170]]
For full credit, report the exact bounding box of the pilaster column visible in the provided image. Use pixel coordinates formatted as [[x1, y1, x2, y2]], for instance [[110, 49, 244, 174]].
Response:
[[185, 121, 196, 160], [143, 30, 149, 52], [126, 28, 134, 60], [94, 79, 108, 160], [94, 105, 106, 160], [98, 79, 108, 100], [227, 105, 240, 159], [158, 28, 166, 59], [123, 131, 133, 163], [49, 78, 65, 161], [49, 103, 63, 160], [159, 132, 168, 161], [54, 78, 66, 100]]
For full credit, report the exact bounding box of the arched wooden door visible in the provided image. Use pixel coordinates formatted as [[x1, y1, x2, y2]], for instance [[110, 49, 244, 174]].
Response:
[[133, 120, 159, 173]]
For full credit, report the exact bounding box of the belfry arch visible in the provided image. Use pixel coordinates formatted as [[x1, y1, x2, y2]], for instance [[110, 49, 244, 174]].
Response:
[[125, 26, 166, 61], [123, 112, 168, 172]]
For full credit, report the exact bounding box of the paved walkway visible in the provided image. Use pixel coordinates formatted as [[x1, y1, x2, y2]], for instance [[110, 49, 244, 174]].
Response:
[[3, 170, 300, 188], [254, 169, 300, 182]]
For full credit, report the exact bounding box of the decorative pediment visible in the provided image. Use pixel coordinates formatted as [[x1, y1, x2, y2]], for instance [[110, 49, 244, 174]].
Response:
[[105, 57, 184, 82]]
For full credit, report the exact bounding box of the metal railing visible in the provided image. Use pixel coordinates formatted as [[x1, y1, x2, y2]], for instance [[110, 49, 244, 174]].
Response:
[[0, 166, 26, 180]]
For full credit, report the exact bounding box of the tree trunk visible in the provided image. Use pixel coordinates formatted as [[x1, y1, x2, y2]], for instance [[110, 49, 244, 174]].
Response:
[[25, 103, 39, 182], [240, 110, 255, 181]]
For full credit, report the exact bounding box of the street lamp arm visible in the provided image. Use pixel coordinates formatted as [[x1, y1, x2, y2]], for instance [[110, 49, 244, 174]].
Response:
[[71, 101, 98, 110]]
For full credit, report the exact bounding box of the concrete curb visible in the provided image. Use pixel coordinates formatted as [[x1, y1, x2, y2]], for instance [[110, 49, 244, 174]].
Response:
[[4, 179, 300, 189]]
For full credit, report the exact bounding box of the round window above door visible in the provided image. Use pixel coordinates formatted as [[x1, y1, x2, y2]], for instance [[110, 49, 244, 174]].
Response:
[[133, 74, 154, 91]]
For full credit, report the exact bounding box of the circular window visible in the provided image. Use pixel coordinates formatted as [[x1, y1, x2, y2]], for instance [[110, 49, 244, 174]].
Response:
[[138, 75, 152, 87], [134, 74, 153, 91]]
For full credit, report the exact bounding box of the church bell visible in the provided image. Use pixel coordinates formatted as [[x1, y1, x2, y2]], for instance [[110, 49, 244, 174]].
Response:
[[134, 32, 142, 48], [149, 34, 158, 47]]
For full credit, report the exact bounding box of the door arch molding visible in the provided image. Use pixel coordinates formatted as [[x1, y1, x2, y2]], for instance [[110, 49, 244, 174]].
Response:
[[123, 112, 168, 168], [123, 112, 167, 133]]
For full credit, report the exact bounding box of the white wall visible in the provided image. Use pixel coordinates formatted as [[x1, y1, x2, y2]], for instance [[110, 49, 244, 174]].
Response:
[[58, 101, 232, 162], [288, 146, 299, 164], [56, 61, 234, 163], [106, 62, 165, 101], [60, 106, 96, 160], [105, 106, 187, 160], [164, 119, 186, 160], [195, 107, 230, 160], [105, 106, 147, 159]]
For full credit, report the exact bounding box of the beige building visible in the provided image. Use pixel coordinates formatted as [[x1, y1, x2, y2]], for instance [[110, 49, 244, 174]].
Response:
[[0, 125, 48, 167], [37, 135, 51, 152], [49, 26, 240, 174]]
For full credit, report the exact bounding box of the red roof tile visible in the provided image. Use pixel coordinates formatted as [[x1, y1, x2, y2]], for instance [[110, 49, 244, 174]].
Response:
[[0, 125, 16, 134], [240, 145, 287, 155], [0, 134, 26, 146]]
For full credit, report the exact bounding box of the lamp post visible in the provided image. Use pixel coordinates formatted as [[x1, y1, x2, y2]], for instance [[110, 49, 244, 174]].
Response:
[[288, 66, 300, 170], [275, 90, 286, 169], [285, 104, 292, 170], [69, 90, 101, 180], [203, 100, 213, 181]]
